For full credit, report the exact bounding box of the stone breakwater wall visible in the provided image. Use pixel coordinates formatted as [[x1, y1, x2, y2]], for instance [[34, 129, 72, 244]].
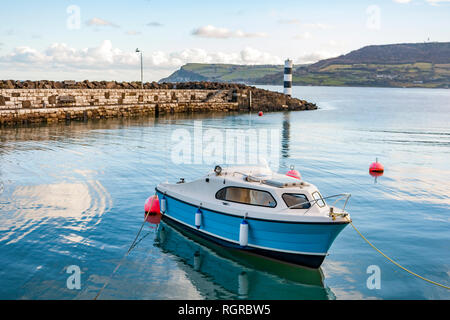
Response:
[[0, 81, 317, 126]]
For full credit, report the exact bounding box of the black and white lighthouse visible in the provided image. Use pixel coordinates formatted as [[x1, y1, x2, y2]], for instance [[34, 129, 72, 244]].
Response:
[[283, 59, 293, 96]]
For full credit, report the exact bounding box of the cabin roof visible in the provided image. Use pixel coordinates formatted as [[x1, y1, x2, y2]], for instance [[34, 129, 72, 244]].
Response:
[[207, 165, 313, 190]]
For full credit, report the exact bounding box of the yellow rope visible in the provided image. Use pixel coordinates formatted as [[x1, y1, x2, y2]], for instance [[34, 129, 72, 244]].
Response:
[[346, 217, 450, 290]]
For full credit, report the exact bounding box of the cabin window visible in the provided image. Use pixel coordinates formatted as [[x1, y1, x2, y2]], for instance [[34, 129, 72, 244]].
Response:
[[282, 194, 311, 209], [215, 187, 277, 208], [312, 191, 326, 208]]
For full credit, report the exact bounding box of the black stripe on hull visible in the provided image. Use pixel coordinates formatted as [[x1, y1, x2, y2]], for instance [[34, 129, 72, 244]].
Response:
[[161, 214, 326, 269]]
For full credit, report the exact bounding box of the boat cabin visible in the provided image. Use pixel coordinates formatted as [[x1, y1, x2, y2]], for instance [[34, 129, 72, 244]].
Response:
[[160, 165, 339, 220]]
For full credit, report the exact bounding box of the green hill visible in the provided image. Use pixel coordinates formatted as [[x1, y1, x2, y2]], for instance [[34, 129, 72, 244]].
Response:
[[160, 42, 450, 88], [159, 63, 284, 83]]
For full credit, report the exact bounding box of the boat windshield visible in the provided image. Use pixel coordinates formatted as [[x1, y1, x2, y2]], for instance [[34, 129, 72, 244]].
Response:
[[282, 193, 311, 209], [312, 191, 326, 207], [216, 187, 277, 208]]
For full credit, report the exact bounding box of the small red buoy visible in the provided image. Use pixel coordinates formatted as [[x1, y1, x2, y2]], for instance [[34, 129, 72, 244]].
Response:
[[369, 158, 384, 173], [144, 195, 160, 215], [258, 111, 263, 117], [286, 165, 301, 180]]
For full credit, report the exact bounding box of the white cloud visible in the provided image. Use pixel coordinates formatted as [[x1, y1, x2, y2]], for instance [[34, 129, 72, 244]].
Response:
[[294, 52, 336, 64], [327, 40, 347, 47], [2, 46, 50, 64], [192, 25, 268, 39], [293, 32, 312, 40], [240, 47, 283, 64], [147, 22, 163, 27], [426, 0, 450, 5], [302, 23, 332, 30], [277, 18, 300, 25], [393, 0, 412, 3], [0, 40, 284, 81], [125, 30, 142, 36], [86, 18, 119, 28]]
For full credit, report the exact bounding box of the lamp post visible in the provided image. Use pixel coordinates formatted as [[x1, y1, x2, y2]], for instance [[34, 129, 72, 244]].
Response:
[[136, 48, 143, 89]]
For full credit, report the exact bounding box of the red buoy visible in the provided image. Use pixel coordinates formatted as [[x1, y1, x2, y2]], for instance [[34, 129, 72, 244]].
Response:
[[369, 158, 384, 173], [144, 195, 160, 215], [286, 165, 302, 180], [258, 111, 263, 117]]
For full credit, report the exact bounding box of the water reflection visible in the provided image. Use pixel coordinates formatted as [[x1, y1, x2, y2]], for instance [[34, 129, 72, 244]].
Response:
[[0, 112, 237, 147], [0, 180, 112, 245], [155, 218, 334, 300], [369, 170, 384, 184], [281, 112, 290, 161]]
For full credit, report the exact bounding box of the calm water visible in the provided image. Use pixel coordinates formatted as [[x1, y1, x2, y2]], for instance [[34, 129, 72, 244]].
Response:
[[0, 85, 449, 300]]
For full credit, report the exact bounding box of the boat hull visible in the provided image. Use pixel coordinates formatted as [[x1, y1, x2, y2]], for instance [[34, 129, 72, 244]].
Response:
[[156, 189, 348, 269]]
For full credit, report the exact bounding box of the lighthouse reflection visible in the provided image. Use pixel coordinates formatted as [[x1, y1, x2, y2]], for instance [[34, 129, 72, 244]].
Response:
[[281, 112, 290, 160], [154, 219, 334, 300]]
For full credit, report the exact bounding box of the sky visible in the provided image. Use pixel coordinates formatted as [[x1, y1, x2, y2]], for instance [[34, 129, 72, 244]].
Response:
[[0, 0, 449, 82]]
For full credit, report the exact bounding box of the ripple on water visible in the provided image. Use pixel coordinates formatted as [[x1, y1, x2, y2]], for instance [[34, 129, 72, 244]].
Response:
[[0, 180, 112, 245]]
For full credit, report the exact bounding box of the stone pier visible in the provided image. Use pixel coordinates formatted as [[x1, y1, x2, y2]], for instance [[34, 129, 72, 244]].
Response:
[[0, 81, 317, 126]]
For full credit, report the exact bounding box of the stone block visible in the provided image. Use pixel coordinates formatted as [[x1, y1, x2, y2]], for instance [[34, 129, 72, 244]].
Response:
[[48, 95, 57, 104], [22, 100, 32, 108], [58, 96, 76, 104]]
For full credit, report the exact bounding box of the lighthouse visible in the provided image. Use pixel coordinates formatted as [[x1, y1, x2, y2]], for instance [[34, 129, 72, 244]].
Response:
[[284, 59, 293, 96]]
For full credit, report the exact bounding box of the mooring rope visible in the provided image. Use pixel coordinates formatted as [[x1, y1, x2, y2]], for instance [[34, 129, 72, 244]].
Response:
[[346, 217, 449, 290], [128, 228, 156, 252], [93, 197, 156, 300]]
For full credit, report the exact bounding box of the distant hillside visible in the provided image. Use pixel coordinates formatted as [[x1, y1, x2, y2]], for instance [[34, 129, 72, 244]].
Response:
[[159, 63, 283, 83], [310, 42, 450, 69], [161, 42, 450, 88]]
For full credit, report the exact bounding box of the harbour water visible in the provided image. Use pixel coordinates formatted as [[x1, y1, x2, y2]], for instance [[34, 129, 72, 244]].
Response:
[[0, 85, 449, 299]]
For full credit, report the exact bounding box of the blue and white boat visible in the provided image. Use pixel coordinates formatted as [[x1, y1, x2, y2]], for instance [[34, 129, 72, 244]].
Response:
[[155, 164, 351, 268]]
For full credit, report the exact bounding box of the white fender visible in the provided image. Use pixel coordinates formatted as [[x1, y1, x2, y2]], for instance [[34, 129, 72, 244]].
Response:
[[239, 220, 248, 246], [160, 195, 167, 213], [195, 208, 202, 229]]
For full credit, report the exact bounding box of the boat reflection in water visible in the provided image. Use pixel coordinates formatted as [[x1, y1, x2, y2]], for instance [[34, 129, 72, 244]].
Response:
[[151, 214, 335, 300]]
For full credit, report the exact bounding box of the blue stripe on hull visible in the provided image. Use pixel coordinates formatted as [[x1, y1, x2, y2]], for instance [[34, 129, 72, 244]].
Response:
[[156, 190, 348, 268], [161, 215, 326, 268]]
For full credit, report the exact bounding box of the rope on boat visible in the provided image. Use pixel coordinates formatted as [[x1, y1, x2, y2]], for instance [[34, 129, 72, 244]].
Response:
[[345, 216, 450, 290], [93, 198, 156, 300]]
